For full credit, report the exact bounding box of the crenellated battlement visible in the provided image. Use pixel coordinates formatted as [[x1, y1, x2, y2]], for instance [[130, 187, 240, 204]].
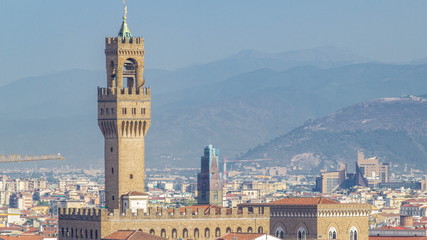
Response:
[[105, 37, 144, 46], [59, 206, 270, 221], [58, 208, 102, 221], [97, 87, 150, 101]]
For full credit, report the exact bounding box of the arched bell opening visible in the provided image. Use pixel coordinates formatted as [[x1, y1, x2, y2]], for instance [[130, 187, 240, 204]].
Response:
[[123, 58, 137, 88]]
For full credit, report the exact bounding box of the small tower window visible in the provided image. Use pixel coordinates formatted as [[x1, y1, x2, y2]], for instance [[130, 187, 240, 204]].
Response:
[[141, 108, 146, 114], [112, 168, 114, 174], [111, 108, 115, 114], [122, 108, 127, 114], [132, 108, 136, 115], [112, 196, 115, 200], [100, 108, 104, 115], [110, 147, 113, 152], [130, 174, 133, 179], [106, 108, 110, 115]]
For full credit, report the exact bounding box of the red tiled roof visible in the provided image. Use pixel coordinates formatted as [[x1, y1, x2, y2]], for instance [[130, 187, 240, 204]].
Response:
[[378, 226, 411, 230], [370, 237, 427, 240], [217, 233, 266, 240], [0, 236, 45, 240], [402, 204, 423, 207], [0, 227, 23, 231], [267, 197, 339, 205], [103, 230, 134, 240]]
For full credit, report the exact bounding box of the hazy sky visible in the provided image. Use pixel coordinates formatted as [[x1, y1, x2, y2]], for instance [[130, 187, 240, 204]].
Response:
[[1, 0, 427, 85]]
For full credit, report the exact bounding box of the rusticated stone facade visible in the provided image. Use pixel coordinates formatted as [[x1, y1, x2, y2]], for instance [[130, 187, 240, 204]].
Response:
[[98, 35, 151, 210], [245, 197, 371, 240], [58, 206, 270, 240]]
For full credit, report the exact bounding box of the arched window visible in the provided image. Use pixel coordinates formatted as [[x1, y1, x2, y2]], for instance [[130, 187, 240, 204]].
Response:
[[61, 227, 65, 237], [71, 228, 74, 238], [150, 229, 155, 235], [161, 229, 166, 238], [297, 227, 307, 240], [90, 229, 93, 239], [237, 227, 242, 233], [194, 228, 199, 238], [123, 58, 137, 88], [205, 228, 210, 238], [226, 227, 232, 233], [275, 227, 285, 239], [350, 226, 358, 240], [183, 228, 188, 238], [172, 229, 177, 239], [258, 227, 263, 233], [85, 229, 88, 238], [328, 227, 337, 240], [248, 227, 253, 233], [95, 230, 98, 239], [215, 228, 221, 237]]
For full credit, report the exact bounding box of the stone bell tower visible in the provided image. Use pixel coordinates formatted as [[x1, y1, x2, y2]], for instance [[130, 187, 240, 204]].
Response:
[[97, 4, 150, 210]]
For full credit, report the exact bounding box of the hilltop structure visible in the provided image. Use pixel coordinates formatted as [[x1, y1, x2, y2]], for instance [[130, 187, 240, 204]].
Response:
[[197, 145, 223, 206]]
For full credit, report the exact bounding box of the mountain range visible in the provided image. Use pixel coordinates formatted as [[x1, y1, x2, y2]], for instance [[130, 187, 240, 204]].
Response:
[[0, 47, 426, 169], [242, 96, 427, 172]]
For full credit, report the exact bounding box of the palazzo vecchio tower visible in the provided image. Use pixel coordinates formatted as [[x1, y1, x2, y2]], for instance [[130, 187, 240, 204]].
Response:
[[58, 4, 371, 240], [97, 3, 150, 210]]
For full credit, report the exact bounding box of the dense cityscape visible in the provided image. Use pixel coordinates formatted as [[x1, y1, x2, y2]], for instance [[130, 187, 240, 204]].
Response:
[[0, 149, 426, 239], [1, 1, 427, 240]]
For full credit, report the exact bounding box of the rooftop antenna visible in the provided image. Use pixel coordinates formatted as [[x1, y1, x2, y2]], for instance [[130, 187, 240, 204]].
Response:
[[123, 0, 128, 20]]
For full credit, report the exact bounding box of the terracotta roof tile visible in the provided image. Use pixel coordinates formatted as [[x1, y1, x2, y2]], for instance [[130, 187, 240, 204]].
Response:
[[103, 230, 167, 240], [0, 236, 45, 240], [370, 237, 427, 240], [217, 233, 266, 240], [103, 230, 134, 239]]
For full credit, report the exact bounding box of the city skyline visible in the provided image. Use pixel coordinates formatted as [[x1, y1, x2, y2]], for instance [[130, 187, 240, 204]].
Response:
[[0, 2, 426, 238]]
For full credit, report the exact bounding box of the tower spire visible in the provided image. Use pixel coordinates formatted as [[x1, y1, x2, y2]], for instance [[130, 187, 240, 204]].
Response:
[[118, 0, 133, 40], [123, 0, 128, 20]]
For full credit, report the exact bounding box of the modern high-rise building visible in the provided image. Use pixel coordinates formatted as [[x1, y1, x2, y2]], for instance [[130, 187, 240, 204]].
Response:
[[98, 3, 151, 210], [357, 151, 389, 186], [315, 162, 347, 193], [197, 145, 223, 206]]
